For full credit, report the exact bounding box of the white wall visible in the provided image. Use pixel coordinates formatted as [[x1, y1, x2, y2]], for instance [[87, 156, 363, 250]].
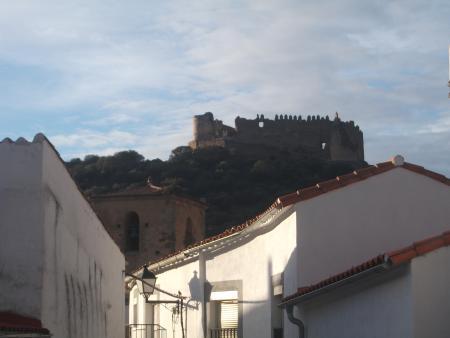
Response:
[[0, 140, 45, 319], [296, 168, 450, 286], [131, 209, 298, 338], [204, 211, 297, 338], [0, 137, 125, 338], [299, 267, 413, 338], [296, 246, 450, 338], [411, 246, 450, 338]]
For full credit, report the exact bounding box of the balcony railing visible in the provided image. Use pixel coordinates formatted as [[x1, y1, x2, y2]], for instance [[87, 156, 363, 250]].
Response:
[[126, 324, 167, 338], [210, 328, 238, 338]]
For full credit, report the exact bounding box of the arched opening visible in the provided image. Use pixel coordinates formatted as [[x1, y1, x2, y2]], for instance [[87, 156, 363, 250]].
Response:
[[125, 212, 140, 252], [184, 217, 195, 247]]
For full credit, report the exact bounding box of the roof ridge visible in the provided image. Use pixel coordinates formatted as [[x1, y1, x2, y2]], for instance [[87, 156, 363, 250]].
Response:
[[140, 158, 449, 272]]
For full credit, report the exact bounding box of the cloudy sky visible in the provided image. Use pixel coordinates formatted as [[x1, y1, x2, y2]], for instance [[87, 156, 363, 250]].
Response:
[[0, 0, 449, 174]]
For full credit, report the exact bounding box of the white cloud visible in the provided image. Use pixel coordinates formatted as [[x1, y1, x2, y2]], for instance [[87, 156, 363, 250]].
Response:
[[51, 129, 138, 149], [0, 0, 449, 174]]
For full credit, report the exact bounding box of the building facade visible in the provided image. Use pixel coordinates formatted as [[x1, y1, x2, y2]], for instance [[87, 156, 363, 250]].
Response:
[[91, 188, 206, 272], [126, 155, 449, 338], [0, 134, 125, 338], [281, 232, 450, 338]]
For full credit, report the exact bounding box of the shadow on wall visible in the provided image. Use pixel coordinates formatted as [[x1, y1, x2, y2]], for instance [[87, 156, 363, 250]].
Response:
[[179, 252, 298, 338]]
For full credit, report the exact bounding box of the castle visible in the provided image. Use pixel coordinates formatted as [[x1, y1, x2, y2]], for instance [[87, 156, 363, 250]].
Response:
[[189, 112, 364, 162]]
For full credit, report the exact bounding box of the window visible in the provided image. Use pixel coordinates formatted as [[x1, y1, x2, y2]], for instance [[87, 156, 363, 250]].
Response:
[[210, 291, 239, 338], [125, 212, 140, 252], [183, 217, 195, 247], [219, 300, 238, 329]]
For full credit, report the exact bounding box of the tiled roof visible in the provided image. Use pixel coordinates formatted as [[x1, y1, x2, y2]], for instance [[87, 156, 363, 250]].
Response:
[[0, 312, 51, 335], [98, 185, 164, 196], [91, 184, 207, 208], [276, 160, 449, 208], [140, 156, 449, 272], [281, 230, 450, 305]]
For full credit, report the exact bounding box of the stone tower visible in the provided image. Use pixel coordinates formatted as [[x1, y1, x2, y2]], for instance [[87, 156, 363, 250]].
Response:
[[90, 183, 206, 272]]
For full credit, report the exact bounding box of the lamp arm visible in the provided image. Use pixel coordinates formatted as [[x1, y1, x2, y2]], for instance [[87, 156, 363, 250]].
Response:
[[125, 271, 186, 300]]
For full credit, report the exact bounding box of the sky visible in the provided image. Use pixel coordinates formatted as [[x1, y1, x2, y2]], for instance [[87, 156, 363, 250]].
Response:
[[0, 0, 449, 175]]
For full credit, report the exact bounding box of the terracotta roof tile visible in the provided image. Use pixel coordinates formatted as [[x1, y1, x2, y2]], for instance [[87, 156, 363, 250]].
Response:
[[277, 161, 448, 208], [0, 312, 50, 335], [92, 186, 207, 208], [402, 163, 449, 184], [282, 230, 450, 304], [141, 158, 449, 272]]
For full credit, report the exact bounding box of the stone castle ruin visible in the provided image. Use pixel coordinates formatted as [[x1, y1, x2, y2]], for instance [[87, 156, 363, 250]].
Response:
[[189, 112, 364, 162]]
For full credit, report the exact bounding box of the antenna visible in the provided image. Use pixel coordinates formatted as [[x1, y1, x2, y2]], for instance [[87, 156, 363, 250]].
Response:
[[448, 44, 450, 98]]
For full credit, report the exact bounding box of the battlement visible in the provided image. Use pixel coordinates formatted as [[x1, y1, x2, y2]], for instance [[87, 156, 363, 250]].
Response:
[[189, 112, 364, 162]]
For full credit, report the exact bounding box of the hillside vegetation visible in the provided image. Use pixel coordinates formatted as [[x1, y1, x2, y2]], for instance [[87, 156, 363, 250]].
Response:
[[66, 147, 364, 235]]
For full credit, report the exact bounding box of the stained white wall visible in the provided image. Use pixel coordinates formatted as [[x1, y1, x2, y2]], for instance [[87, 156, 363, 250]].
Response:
[[296, 167, 450, 286], [131, 210, 298, 338], [0, 137, 125, 338], [0, 140, 45, 319]]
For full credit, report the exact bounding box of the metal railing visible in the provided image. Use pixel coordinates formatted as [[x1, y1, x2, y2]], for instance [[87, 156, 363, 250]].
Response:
[[210, 328, 238, 338], [126, 324, 167, 338]]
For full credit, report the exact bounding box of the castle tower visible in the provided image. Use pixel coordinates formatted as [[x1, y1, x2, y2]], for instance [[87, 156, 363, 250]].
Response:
[[193, 112, 215, 141]]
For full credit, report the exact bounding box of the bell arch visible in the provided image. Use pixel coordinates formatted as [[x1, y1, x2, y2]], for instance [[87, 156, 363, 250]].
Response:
[[125, 211, 140, 252]]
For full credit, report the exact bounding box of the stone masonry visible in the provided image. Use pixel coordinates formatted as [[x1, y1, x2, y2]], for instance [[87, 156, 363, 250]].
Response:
[[90, 185, 206, 272], [189, 112, 364, 162]]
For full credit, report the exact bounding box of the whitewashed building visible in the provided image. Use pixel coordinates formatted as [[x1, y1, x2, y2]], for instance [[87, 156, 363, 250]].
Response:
[[0, 134, 125, 338], [127, 155, 450, 338], [281, 231, 450, 338]]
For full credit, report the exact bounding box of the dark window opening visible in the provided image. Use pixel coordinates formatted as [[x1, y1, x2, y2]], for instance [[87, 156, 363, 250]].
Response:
[[184, 217, 195, 247], [125, 212, 140, 252]]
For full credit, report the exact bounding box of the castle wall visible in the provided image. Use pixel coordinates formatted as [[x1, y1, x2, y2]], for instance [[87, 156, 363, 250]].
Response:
[[190, 113, 364, 162]]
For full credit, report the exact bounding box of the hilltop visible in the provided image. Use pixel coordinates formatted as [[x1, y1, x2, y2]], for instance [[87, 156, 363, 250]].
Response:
[[66, 146, 365, 235]]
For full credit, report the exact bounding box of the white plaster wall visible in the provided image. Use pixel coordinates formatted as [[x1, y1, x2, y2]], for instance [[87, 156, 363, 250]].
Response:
[[411, 246, 450, 338], [130, 210, 298, 338], [299, 267, 413, 338], [0, 141, 45, 319], [40, 141, 125, 338], [296, 168, 450, 286], [205, 211, 297, 338], [154, 259, 203, 338], [0, 138, 125, 338]]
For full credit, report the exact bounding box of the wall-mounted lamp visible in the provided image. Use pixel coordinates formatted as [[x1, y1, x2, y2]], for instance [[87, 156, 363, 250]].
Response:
[[126, 267, 184, 303], [136, 265, 157, 300], [125, 267, 187, 338]]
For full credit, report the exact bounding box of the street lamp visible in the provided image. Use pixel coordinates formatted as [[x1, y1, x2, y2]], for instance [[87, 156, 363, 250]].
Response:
[[136, 265, 156, 300]]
